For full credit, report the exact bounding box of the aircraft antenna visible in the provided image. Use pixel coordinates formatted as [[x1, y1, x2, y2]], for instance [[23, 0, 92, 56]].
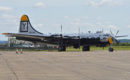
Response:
[[78, 27, 80, 49], [61, 25, 62, 35], [102, 28, 104, 33], [60, 25, 63, 45], [78, 27, 80, 38]]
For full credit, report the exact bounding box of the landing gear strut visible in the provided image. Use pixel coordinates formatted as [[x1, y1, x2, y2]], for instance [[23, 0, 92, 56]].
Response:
[[82, 46, 90, 51]]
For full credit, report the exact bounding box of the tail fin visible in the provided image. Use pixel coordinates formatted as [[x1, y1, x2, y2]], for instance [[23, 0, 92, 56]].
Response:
[[19, 15, 43, 35]]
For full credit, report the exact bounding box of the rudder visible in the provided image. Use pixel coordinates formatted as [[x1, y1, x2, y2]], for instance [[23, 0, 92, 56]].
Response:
[[19, 15, 43, 35]]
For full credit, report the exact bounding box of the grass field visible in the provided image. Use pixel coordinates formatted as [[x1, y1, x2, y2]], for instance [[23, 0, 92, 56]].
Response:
[[0, 46, 130, 51], [66, 46, 130, 51]]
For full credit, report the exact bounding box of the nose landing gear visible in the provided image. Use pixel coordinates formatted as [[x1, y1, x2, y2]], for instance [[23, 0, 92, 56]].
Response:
[[109, 44, 114, 52], [109, 47, 114, 52]]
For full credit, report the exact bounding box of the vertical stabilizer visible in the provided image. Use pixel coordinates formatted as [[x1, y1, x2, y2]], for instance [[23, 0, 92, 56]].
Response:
[[19, 15, 42, 35]]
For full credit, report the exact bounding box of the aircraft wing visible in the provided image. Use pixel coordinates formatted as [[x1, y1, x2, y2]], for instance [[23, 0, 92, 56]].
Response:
[[2, 33, 47, 40], [115, 35, 128, 38], [2, 33, 78, 45]]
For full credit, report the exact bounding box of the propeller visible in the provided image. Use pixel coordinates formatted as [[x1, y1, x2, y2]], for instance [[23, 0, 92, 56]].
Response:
[[109, 30, 128, 44], [110, 30, 120, 44], [111, 37, 119, 44]]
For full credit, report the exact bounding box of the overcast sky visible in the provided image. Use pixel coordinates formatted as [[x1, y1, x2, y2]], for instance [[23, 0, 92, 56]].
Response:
[[0, 0, 130, 40]]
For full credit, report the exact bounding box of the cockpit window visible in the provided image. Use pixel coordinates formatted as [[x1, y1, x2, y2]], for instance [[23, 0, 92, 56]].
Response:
[[104, 34, 109, 36]]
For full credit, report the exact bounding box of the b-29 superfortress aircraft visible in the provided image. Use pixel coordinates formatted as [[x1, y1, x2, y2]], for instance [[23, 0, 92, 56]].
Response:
[[3, 15, 126, 52]]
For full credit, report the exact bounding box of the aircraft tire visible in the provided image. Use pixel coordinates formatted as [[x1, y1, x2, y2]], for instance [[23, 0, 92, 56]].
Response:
[[87, 46, 90, 51], [62, 46, 66, 51], [109, 48, 114, 52], [58, 46, 63, 51], [82, 46, 90, 51], [58, 45, 66, 51]]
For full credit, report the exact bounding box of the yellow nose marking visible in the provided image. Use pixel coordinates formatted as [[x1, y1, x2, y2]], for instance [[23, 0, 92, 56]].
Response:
[[108, 37, 113, 44]]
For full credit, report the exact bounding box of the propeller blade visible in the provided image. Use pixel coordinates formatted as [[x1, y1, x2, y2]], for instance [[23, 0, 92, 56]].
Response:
[[110, 29, 114, 35], [115, 39, 119, 44], [116, 30, 119, 36], [115, 35, 128, 38], [111, 37, 119, 44]]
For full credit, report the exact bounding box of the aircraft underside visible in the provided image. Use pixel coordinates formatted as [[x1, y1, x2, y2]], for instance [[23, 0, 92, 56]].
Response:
[[16, 36, 109, 51]]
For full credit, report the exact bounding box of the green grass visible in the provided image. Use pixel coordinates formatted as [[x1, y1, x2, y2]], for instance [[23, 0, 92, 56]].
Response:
[[0, 46, 130, 52], [66, 46, 130, 51], [113, 46, 130, 50]]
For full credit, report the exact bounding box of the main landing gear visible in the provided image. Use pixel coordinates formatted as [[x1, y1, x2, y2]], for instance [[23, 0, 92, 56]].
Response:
[[58, 45, 66, 51], [82, 46, 90, 51]]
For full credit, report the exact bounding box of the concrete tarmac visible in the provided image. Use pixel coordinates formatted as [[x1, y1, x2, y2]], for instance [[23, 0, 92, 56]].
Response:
[[0, 51, 130, 80]]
